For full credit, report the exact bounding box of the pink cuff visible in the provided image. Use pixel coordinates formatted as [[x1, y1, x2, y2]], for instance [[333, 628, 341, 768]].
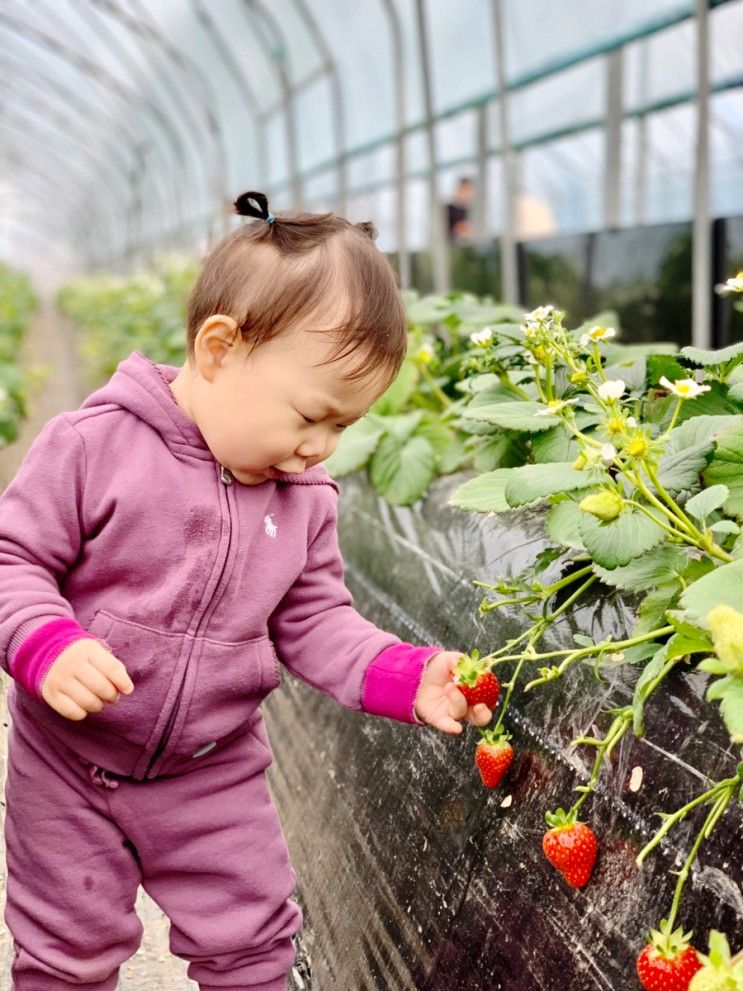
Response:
[[9, 617, 95, 700], [361, 643, 442, 725]]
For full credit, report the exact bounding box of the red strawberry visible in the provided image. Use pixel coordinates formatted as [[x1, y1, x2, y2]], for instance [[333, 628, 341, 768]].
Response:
[[637, 919, 703, 991], [474, 730, 513, 788], [452, 651, 500, 710], [542, 809, 598, 888]]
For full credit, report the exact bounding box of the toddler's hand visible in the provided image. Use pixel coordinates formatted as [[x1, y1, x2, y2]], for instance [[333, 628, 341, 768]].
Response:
[[40, 639, 134, 721], [415, 651, 493, 734]]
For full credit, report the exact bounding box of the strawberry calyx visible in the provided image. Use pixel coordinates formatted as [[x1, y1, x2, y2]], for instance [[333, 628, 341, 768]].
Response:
[[544, 806, 578, 830], [452, 649, 490, 687], [645, 918, 697, 961], [476, 728, 512, 748]]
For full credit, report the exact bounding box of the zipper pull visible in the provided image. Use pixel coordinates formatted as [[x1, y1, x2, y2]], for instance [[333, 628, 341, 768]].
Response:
[[220, 465, 233, 485]]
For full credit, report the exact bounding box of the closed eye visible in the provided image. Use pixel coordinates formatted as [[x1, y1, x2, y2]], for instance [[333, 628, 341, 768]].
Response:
[[300, 412, 353, 431]]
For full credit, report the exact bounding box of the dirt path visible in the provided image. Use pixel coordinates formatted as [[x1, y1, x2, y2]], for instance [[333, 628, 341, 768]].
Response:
[[0, 303, 195, 989]]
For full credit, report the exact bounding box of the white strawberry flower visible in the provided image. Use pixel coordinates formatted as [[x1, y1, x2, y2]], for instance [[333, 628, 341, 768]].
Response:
[[626, 416, 637, 428], [0, 386, 8, 405], [715, 271, 743, 294], [579, 325, 616, 347], [524, 304, 554, 323], [598, 379, 626, 402], [600, 443, 618, 461], [659, 375, 711, 399], [414, 342, 435, 365], [534, 398, 579, 416], [470, 327, 494, 347]]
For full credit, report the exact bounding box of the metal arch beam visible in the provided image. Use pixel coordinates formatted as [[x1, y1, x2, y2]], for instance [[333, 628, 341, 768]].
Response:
[[414, 0, 449, 293], [0, 128, 121, 250], [0, 164, 101, 254], [190, 0, 264, 188], [60, 0, 198, 241], [0, 8, 192, 251], [39, 0, 197, 245], [89, 0, 230, 238], [291, 0, 347, 216], [0, 83, 135, 212], [692, 0, 711, 349], [379, 0, 409, 289], [0, 48, 178, 242], [245, 0, 303, 207]]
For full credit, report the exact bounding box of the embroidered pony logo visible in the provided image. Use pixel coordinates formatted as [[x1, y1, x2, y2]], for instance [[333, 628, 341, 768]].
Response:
[[264, 514, 278, 538]]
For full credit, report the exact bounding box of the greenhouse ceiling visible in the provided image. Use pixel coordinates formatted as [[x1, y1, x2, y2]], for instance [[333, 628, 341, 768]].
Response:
[[1, 0, 742, 337]]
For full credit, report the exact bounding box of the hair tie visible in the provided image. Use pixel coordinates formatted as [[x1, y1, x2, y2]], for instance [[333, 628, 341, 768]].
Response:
[[234, 191, 275, 226]]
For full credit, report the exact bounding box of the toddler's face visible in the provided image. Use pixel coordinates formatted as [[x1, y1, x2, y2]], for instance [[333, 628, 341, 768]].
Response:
[[173, 316, 388, 486]]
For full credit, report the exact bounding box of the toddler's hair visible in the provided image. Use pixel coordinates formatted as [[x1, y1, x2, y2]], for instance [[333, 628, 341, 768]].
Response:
[[186, 205, 408, 387]]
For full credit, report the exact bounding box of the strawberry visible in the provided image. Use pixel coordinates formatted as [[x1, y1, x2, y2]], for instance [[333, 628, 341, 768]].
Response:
[[474, 730, 513, 788], [637, 919, 703, 991], [688, 930, 742, 991], [542, 808, 598, 888], [452, 650, 500, 710]]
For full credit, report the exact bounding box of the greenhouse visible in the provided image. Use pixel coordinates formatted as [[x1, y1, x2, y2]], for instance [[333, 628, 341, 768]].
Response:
[[0, 2, 742, 990]]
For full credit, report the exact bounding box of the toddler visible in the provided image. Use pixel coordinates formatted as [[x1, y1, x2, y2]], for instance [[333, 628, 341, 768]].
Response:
[[0, 192, 492, 991]]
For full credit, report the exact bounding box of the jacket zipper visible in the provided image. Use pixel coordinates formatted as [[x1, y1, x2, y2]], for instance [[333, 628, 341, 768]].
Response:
[[144, 464, 234, 775]]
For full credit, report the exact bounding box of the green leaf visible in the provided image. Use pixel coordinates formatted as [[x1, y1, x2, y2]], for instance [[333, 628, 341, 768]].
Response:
[[632, 583, 681, 637], [371, 357, 419, 415], [578, 507, 666, 568], [633, 644, 669, 736], [546, 498, 585, 550], [504, 462, 598, 508], [679, 340, 743, 366], [437, 435, 470, 474], [703, 419, 743, 519], [665, 632, 714, 660], [709, 518, 740, 537], [384, 410, 424, 442], [656, 441, 714, 496], [685, 484, 730, 520], [711, 676, 743, 742], [448, 469, 513, 513], [647, 354, 688, 386], [369, 434, 435, 505], [728, 382, 743, 402], [679, 558, 743, 628], [665, 413, 743, 453], [461, 401, 560, 432], [324, 417, 386, 476], [470, 433, 526, 472], [592, 545, 689, 592]]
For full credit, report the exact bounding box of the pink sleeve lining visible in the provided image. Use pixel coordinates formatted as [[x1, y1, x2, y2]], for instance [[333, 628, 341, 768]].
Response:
[[9, 616, 97, 700], [361, 642, 442, 725]]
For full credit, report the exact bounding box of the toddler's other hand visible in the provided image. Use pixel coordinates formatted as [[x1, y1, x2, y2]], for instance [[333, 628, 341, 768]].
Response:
[[40, 638, 134, 721], [415, 651, 493, 734]]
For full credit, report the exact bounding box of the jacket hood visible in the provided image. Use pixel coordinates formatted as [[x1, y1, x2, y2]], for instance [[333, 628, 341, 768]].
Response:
[[79, 350, 337, 489]]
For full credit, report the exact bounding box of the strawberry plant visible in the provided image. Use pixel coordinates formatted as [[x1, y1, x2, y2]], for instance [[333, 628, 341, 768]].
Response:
[[446, 277, 743, 984], [0, 261, 38, 447]]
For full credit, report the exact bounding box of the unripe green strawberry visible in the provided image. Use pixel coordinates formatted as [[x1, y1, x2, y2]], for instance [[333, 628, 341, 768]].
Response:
[[474, 731, 513, 788], [452, 652, 500, 710], [688, 930, 743, 991], [579, 490, 624, 521], [542, 809, 598, 888], [637, 920, 703, 991], [689, 971, 737, 991], [707, 605, 743, 676]]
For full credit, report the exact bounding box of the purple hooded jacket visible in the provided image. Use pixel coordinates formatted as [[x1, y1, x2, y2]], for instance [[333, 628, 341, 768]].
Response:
[[0, 351, 441, 779]]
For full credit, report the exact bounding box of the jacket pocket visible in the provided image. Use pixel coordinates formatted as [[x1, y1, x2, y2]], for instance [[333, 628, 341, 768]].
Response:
[[173, 633, 282, 755], [84, 609, 184, 745]]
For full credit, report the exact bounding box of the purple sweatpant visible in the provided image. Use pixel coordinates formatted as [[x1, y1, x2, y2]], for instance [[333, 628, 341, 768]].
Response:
[[3, 712, 302, 990]]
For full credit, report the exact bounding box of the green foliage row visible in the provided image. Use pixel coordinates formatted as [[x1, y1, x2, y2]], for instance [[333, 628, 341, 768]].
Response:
[[0, 261, 38, 447]]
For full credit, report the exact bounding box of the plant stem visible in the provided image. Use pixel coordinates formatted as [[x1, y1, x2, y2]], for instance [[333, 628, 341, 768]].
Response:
[[636, 773, 741, 867], [485, 624, 675, 667], [571, 708, 633, 817], [419, 365, 452, 409], [665, 784, 735, 932]]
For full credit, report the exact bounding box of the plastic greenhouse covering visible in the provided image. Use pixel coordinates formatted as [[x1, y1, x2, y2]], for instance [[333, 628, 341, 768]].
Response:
[[1, 0, 743, 295]]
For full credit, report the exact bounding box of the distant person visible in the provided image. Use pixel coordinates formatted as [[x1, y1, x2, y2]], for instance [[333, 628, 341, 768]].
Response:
[[446, 176, 475, 242]]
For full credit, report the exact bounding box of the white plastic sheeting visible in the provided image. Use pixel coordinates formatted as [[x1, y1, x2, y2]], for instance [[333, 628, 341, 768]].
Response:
[[0, 0, 742, 278]]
